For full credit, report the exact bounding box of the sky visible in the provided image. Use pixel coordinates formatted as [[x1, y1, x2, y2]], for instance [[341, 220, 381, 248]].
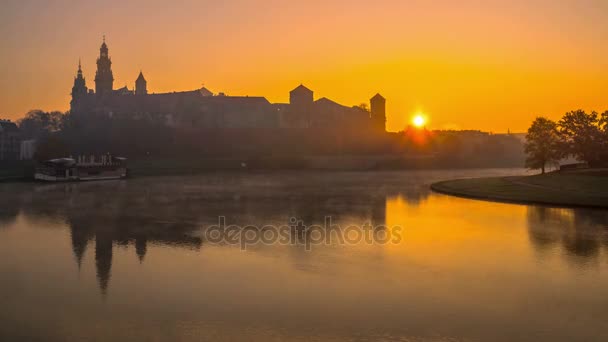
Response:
[[1, 0, 608, 132]]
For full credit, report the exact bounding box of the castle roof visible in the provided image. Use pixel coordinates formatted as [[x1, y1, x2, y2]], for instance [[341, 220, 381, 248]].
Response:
[[315, 97, 347, 109], [204, 95, 270, 106], [136, 71, 146, 82], [199, 87, 213, 97], [371, 93, 385, 101], [314, 97, 369, 120], [290, 84, 313, 94], [90, 89, 272, 116]]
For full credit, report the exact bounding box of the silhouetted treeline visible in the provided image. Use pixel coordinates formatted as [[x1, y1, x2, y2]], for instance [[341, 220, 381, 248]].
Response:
[[525, 110, 608, 172], [17, 110, 524, 167], [17, 110, 64, 140]]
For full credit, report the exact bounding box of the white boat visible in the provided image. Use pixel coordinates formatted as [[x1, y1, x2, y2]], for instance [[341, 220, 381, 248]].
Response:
[[34, 155, 128, 182]]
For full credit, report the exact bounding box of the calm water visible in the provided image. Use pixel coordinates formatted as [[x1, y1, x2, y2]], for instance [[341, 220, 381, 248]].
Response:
[[1, 169, 608, 342]]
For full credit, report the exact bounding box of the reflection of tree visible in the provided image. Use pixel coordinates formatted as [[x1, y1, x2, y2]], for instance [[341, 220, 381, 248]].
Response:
[[526, 207, 563, 252], [527, 206, 608, 265]]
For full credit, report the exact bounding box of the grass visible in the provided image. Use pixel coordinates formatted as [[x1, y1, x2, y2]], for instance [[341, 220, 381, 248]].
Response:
[[431, 171, 608, 208]]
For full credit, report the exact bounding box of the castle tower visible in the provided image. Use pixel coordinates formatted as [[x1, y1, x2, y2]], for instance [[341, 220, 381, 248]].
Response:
[[289, 84, 314, 128], [289, 84, 313, 107], [135, 71, 147, 95], [70, 60, 88, 112], [370, 93, 386, 132], [94, 36, 114, 96], [71, 60, 88, 98]]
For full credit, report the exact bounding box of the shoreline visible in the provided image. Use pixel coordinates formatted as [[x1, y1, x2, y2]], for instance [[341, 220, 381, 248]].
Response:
[[1, 156, 526, 183], [430, 173, 608, 209]]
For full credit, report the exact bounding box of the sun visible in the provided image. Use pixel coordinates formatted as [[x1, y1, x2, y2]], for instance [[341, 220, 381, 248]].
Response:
[[412, 113, 427, 128]]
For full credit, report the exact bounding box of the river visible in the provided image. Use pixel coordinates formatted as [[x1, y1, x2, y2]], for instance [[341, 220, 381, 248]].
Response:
[[1, 169, 607, 341]]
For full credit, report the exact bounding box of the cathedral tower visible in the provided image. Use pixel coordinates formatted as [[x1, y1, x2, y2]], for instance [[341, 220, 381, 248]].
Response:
[[370, 93, 386, 132], [135, 71, 147, 95], [95, 36, 114, 96], [71, 59, 87, 98], [70, 60, 88, 112]]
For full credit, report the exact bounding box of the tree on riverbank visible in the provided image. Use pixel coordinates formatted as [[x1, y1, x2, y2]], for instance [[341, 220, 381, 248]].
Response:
[[524, 117, 562, 174], [558, 110, 604, 166], [525, 110, 608, 172], [600, 111, 608, 162]]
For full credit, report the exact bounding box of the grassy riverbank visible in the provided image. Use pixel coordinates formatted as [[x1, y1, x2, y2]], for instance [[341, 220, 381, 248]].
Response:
[[431, 170, 608, 208]]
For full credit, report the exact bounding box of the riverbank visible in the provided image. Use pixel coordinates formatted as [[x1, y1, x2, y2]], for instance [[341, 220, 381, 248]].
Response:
[[431, 170, 608, 208], [1, 156, 526, 181], [0, 161, 35, 182]]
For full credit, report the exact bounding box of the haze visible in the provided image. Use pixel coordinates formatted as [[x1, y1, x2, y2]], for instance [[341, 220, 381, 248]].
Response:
[[2, 0, 608, 132]]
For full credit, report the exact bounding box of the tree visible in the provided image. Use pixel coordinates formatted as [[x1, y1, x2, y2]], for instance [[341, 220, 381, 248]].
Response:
[[355, 103, 369, 112], [558, 110, 603, 166], [599, 111, 608, 163], [525, 117, 562, 174], [17, 110, 65, 140], [600, 111, 608, 134]]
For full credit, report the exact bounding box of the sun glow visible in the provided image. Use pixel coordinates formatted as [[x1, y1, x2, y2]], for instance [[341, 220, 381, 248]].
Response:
[[412, 113, 427, 128]]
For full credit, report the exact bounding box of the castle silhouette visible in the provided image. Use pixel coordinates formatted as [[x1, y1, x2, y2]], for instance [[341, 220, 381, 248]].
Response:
[[71, 37, 386, 132]]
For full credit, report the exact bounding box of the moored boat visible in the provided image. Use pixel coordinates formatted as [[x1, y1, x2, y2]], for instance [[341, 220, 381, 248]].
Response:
[[34, 154, 128, 182]]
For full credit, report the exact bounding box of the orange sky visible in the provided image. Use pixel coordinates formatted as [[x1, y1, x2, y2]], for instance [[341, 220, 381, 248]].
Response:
[[2, 0, 608, 132]]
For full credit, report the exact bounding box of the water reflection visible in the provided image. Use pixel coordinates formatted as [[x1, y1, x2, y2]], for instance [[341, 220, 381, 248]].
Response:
[[0, 192, 20, 227], [527, 206, 608, 264], [0, 173, 434, 296], [67, 213, 202, 295], [2, 170, 608, 341]]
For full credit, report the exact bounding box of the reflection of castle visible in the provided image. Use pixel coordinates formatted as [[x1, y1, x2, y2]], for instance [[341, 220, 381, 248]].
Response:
[[0, 171, 450, 298], [68, 211, 202, 296], [71, 38, 386, 131]]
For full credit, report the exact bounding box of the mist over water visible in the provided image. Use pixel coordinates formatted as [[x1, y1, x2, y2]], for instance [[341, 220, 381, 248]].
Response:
[[1, 169, 607, 341]]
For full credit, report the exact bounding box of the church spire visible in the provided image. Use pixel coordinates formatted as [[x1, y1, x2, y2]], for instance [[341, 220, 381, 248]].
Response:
[[95, 36, 114, 96], [77, 58, 83, 76], [71, 59, 88, 112], [135, 70, 147, 95]]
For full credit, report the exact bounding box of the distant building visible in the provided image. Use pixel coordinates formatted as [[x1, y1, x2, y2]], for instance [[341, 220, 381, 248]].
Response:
[[0, 120, 22, 161], [70, 37, 387, 133]]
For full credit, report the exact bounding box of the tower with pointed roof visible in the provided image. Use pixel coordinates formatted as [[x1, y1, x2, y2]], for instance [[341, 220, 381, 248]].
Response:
[[135, 71, 147, 95], [289, 84, 313, 107], [72, 60, 87, 97], [370, 93, 386, 132], [95, 36, 114, 96], [288, 84, 314, 127], [70, 60, 89, 112]]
